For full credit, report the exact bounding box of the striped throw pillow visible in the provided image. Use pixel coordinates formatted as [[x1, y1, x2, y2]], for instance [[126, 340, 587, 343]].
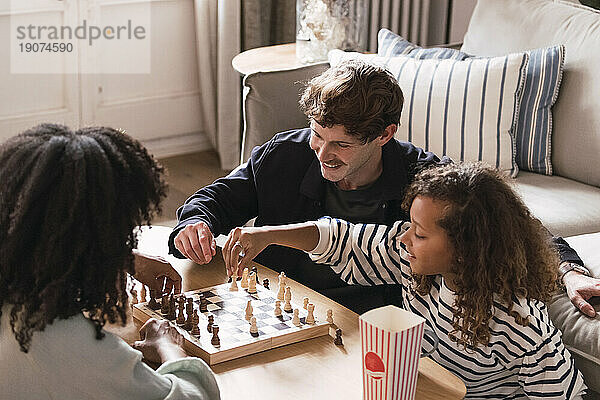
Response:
[[378, 28, 564, 175], [328, 50, 528, 177]]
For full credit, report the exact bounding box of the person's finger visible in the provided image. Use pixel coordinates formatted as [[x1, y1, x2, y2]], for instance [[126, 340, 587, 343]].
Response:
[[223, 229, 239, 276], [172, 278, 182, 294], [197, 229, 214, 262], [570, 292, 596, 318], [138, 317, 157, 339], [178, 234, 205, 264], [211, 238, 217, 256]]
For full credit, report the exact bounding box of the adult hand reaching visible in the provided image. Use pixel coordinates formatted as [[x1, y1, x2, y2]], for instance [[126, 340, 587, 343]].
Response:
[[563, 272, 600, 318], [133, 318, 187, 364], [133, 250, 182, 296], [223, 227, 271, 278], [174, 221, 217, 265]]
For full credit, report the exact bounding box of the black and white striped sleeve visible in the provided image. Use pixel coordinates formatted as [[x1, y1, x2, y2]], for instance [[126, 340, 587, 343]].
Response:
[[308, 217, 409, 286]]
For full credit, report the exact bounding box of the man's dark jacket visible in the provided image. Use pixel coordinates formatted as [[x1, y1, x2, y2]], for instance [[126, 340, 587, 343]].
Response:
[[168, 128, 582, 312]]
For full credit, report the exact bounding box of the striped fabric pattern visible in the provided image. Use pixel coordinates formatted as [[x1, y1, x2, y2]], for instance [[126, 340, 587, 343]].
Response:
[[329, 49, 528, 177], [310, 217, 587, 399], [378, 28, 565, 175]]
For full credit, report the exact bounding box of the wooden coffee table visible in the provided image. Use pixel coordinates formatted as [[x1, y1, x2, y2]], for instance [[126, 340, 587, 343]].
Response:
[[110, 226, 466, 400]]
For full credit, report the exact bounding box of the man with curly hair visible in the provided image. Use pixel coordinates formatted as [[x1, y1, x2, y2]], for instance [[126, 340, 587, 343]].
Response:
[[170, 60, 597, 315]]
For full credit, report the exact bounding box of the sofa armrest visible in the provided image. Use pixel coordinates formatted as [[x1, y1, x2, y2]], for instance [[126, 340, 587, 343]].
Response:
[[241, 62, 329, 163]]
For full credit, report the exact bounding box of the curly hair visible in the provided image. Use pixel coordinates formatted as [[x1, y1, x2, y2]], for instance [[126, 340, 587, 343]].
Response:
[[0, 123, 167, 352], [299, 59, 403, 143], [402, 162, 559, 349]]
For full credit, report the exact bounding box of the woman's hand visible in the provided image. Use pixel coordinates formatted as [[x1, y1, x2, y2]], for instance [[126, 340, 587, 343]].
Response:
[[223, 226, 273, 278], [132, 318, 187, 364]]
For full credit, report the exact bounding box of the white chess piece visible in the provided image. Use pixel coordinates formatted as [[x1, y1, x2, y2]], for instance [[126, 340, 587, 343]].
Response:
[[292, 309, 301, 327], [248, 272, 257, 294], [284, 286, 292, 312], [140, 285, 147, 303], [250, 316, 258, 335], [277, 281, 285, 301], [326, 309, 333, 324], [130, 289, 138, 305], [245, 300, 253, 321], [274, 300, 282, 317], [303, 297, 309, 309], [240, 268, 249, 289], [279, 271, 287, 286], [306, 303, 315, 325], [229, 274, 239, 291]]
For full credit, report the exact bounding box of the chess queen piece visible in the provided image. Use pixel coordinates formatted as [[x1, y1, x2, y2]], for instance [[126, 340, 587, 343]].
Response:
[[283, 286, 292, 312]]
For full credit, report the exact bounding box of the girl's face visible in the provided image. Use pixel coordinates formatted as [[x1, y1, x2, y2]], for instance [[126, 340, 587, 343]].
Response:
[[399, 196, 456, 277]]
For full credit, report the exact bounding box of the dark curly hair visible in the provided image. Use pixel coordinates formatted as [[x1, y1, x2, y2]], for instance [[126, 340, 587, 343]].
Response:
[[0, 124, 167, 352], [402, 162, 559, 349], [299, 59, 404, 143]]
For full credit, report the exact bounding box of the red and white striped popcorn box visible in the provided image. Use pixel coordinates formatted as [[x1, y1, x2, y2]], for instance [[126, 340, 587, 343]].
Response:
[[359, 305, 427, 400]]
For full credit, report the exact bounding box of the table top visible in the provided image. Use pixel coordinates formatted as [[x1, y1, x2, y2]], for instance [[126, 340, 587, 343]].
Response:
[[109, 226, 466, 400], [232, 43, 327, 75]]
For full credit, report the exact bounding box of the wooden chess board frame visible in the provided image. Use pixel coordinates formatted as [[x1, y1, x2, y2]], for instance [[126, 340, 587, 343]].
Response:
[[132, 282, 330, 365]]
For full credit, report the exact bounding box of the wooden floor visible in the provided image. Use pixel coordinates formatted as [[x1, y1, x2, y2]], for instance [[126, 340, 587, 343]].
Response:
[[154, 150, 227, 227]]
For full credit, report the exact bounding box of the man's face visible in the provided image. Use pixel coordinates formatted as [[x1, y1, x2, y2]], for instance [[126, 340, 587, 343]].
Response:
[[309, 120, 383, 189]]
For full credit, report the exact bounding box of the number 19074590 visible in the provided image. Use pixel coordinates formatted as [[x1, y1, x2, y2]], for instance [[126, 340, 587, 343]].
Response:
[[19, 42, 74, 52]]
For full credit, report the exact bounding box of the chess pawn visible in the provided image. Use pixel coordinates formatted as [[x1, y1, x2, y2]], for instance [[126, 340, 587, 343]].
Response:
[[245, 300, 253, 321], [274, 300, 282, 317], [303, 297, 309, 310], [334, 328, 343, 346], [176, 302, 185, 325], [292, 309, 301, 327], [283, 286, 292, 312], [191, 310, 200, 336], [148, 290, 160, 310], [249, 316, 259, 337], [326, 309, 333, 324], [262, 278, 270, 289], [277, 281, 285, 301], [240, 268, 249, 289], [229, 273, 239, 291], [306, 303, 315, 325], [211, 324, 220, 346], [207, 314, 214, 333], [247, 272, 257, 294]]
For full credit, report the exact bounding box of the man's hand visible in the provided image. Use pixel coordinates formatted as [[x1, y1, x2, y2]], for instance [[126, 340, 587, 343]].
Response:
[[132, 318, 186, 364], [174, 221, 217, 264], [133, 250, 182, 296], [223, 226, 272, 278], [563, 271, 600, 318]]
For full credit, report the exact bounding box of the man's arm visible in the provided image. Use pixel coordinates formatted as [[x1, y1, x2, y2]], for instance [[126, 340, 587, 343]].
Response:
[[168, 139, 274, 261]]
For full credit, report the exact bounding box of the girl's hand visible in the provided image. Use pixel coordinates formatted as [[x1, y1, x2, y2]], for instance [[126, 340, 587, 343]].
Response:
[[223, 226, 273, 277], [133, 318, 187, 364]]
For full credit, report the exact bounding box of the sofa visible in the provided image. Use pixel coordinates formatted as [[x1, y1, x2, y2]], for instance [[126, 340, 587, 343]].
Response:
[[240, 0, 600, 393]]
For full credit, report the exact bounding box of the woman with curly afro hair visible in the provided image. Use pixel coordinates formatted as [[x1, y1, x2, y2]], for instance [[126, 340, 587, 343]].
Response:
[[0, 124, 219, 399], [222, 162, 586, 399]]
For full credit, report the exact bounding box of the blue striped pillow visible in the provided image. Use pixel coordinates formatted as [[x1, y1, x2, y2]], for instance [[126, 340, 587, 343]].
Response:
[[378, 28, 564, 175], [329, 50, 528, 177]]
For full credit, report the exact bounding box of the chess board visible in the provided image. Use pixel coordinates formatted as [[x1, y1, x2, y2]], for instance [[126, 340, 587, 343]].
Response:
[[132, 282, 331, 365]]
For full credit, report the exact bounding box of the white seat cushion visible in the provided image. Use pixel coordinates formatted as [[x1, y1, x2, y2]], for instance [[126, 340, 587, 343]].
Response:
[[514, 172, 600, 237]]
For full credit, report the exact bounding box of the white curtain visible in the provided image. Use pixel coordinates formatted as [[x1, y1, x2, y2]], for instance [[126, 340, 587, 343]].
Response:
[[194, 0, 242, 171]]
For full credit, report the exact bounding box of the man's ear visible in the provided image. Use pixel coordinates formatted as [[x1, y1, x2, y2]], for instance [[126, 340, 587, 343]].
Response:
[[377, 124, 397, 146]]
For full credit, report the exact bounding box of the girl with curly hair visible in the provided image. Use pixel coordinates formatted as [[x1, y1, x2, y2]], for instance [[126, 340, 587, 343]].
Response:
[[223, 162, 585, 399], [0, 124, 219, 399]]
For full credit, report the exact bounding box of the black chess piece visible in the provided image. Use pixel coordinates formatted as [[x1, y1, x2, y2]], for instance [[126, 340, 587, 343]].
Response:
[[262, 278, 269, 289], [207, 314, 214, 333], [211, 324, 220, 346], [334, 328, 343, 346], [148, 289, 160, 310], [199, 294, 208, 313]]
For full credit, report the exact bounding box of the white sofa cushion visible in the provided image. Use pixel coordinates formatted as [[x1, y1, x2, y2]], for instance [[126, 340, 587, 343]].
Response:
[[462, 0, 600, 187], [548, 232, 600, 393], [514, 172, 600, 237], [328, 49, 528, 177]]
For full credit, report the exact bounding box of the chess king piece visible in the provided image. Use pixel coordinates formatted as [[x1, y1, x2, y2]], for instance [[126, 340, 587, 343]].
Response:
[[274, 300, 282, 317], [211, 324, 220, 346], [240, 268, 249, 289], [292, 309, 301, 327], [247, 272, 257, 294], [334, 328, 343, 346], [249, 316, 259, 337], [283, 286, 292, 312], [262, 278, 269, 289], [306, 303, 315, 325], [191, 310, 200, 336], [207, 314, 214, 333], [303, 297, 309, 310], [326, 309, 334, 324], [245, 300, 253, 321], [229, 273, 239, 291]]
